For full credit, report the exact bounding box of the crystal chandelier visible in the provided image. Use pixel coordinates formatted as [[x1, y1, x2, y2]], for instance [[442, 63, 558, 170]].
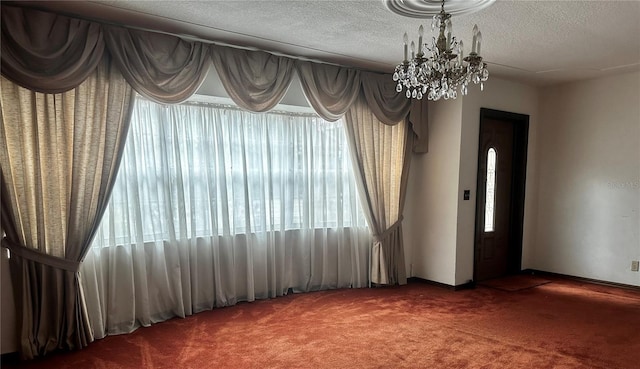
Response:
[[392, 0, 489, 100]]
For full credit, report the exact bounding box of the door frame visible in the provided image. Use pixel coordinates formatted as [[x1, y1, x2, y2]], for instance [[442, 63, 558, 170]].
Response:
[[473, 108, 530, 282]]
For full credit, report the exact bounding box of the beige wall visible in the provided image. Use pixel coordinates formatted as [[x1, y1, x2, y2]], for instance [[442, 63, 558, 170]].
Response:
[[403, 77, 539, 286], [403, 98, 462, 286], [534, 71, 640, 286], [404, 72, 639, 287], [456, 79, 539, 285]]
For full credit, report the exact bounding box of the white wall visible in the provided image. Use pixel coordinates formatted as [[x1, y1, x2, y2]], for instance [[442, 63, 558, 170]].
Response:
[[403, 98, 462, 286], [534, 71, 640, 286], [403, 77, 539, 287], [1, 247, 17, 354], [405, 73, 639, 287], [455, 79, 539, 285]]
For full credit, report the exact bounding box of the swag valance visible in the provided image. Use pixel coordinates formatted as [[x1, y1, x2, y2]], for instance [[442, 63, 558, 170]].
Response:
[[0, 5, 427, 150]]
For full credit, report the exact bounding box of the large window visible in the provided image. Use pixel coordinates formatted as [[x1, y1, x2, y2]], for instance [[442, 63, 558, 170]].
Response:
[[92, 97, 367, 247]]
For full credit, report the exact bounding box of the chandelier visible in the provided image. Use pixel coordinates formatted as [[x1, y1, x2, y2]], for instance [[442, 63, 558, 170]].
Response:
[[391, 0, 489, 100]]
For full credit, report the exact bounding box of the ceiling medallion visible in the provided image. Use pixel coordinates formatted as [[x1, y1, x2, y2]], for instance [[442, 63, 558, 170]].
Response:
[[383, 0, 495, 18], [385, 0, 494, 100]]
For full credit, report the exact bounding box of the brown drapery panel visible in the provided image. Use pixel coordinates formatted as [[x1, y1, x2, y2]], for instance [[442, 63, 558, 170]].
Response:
[[0, 57, 135, 359], [343, 95, 412, 285]]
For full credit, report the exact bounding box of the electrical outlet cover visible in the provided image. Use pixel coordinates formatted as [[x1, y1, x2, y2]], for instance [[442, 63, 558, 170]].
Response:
[[632, 260, 639, 272]]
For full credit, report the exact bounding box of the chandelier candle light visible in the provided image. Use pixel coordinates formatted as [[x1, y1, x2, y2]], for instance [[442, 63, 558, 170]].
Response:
[[392, 0, 489, 100]]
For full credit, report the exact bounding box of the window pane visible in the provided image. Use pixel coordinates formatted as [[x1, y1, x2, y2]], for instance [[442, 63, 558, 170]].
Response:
[[91, 98, 367, 247], [484, 148, 497, 232]]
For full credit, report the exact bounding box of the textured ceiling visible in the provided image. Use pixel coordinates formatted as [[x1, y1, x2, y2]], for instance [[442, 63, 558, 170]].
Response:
[[23, 0, 640, 86]]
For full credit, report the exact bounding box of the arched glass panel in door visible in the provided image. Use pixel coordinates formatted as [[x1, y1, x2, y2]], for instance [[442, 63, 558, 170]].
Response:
[[484, 148, 497, 232]]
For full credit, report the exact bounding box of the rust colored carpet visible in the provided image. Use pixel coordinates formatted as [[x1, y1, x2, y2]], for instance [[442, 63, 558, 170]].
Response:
[[479, 274, 551, 291], [9, 277, 640, 369]]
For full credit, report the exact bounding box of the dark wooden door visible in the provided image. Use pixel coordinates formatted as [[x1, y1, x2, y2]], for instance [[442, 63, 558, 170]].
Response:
[[474, 109, 529, 282]]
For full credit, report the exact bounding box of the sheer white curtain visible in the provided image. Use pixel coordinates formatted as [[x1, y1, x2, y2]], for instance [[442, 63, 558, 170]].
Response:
[[80, 98, 370, 338]]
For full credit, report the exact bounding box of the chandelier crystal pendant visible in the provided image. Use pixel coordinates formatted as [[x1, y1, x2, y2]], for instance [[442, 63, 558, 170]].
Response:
[[392, 0, 489, 101]]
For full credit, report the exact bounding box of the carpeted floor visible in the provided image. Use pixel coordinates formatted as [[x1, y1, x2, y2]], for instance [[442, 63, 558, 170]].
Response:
[[479, 274, 551, 291], [8, 276, 640, 369]]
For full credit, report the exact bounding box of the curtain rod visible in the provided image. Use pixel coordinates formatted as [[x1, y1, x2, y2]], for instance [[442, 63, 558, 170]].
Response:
[[3, 1, 389, 75]]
